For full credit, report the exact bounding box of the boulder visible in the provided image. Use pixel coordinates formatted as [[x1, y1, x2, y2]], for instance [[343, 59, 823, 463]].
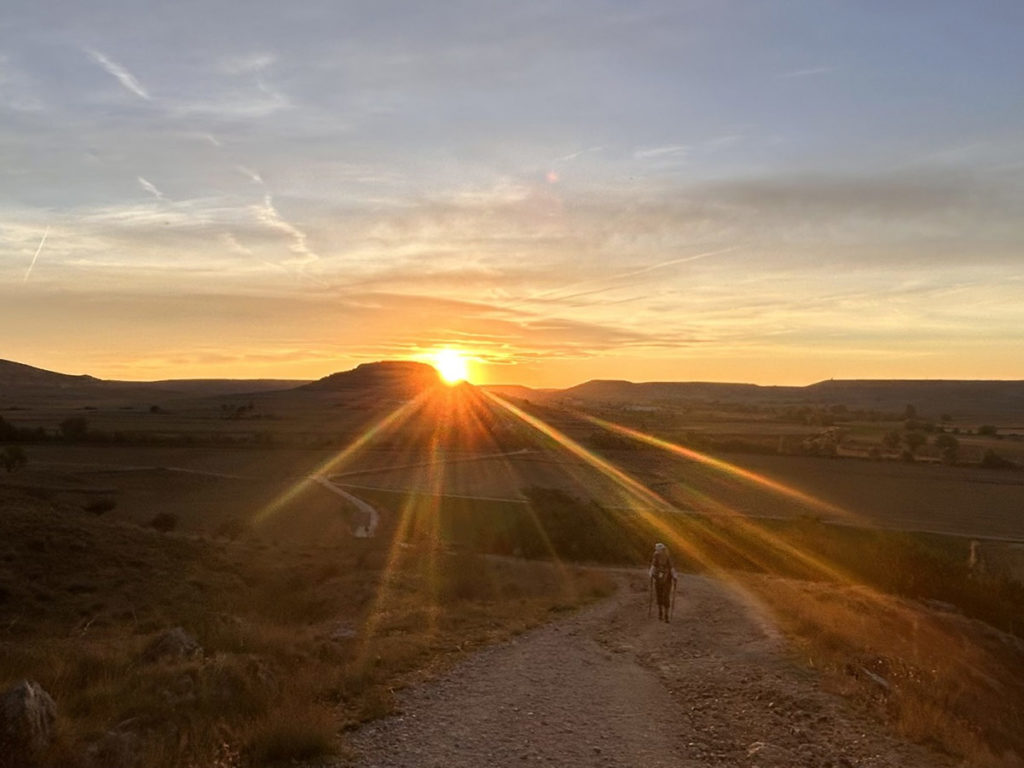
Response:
[[0, 680, 57, 766], [142, 627, 203, 663], [87, 723, 142, 768]]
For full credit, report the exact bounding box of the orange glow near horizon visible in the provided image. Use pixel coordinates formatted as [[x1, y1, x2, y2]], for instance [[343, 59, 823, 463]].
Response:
[[432, 349, 470, 385]]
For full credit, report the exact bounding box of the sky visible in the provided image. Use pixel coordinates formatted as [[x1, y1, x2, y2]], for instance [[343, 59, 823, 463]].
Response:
[[2, 0, 1023, 387]]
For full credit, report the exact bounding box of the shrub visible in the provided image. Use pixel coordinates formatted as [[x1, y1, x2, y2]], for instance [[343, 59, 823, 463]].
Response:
[[149, 513, 178, 532], [903, 431, 927, 455], [980, 449, 1017, 470], [59, 416, 89, 440], [83, 497, 117, 515], [933, 433, 959, 464], [1, 445, 27, 472]]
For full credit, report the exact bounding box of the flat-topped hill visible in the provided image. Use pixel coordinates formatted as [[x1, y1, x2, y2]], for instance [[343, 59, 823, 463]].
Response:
[[299, 361, 441, 395]]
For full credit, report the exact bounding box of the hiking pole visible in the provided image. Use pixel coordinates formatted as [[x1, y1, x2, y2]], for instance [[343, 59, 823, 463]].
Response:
[[648, 575, 653, 618], [670, 576, 677, 620]]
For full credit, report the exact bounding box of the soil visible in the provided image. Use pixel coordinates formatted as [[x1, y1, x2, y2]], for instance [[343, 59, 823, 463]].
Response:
[[340, 572, 954, 768]]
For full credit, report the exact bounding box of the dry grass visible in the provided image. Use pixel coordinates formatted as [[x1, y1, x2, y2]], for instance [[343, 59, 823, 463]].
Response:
[[744, 574, 1024, 766], [0, 488, 614, 767]]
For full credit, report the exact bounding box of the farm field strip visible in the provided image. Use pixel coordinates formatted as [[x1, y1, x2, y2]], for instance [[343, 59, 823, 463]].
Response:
[[329, 447, 535, 479], [333, 481, 528, 505]]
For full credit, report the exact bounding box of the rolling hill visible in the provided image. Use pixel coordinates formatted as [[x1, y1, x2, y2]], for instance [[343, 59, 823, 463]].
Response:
[[542, 378, 1024, 418], [0, 359, 307, 401]]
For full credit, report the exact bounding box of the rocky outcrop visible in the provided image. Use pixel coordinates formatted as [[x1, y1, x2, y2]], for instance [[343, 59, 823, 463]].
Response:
[[0, 680, 57, 766]]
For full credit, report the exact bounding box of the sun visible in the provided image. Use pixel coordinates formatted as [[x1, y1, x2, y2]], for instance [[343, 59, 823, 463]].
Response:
[[433, 349, 469, 385]]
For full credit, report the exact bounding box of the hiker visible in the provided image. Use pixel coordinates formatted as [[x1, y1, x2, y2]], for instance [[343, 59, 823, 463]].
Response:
[[649, 542, 676, 622]]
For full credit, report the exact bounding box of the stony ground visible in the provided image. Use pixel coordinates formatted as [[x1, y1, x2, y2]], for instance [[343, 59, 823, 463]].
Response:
[[340, 573, 955, 768]]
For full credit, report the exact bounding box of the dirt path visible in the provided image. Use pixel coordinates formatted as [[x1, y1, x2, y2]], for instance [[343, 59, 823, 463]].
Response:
[[341, 573, 953, 768], [311, 476, 379, 537]]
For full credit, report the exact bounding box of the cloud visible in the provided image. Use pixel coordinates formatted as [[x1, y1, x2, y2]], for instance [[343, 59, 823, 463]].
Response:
[[552, 146, 604, 164], [137, 176, 164, 199], [236, 165, 264, 184], [633, 144, 689, 160], [251, 193, 320, 268], [218, 53, 277, 75], [174, 80, 290, 119], [22, 226, 49, 282], [86, 49, 150, 99]]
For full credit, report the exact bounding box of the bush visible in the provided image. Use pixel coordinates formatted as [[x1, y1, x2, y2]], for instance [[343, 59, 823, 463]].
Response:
[[83, 497, 117, 515], [980, 449, 1017, 470], [150, 513, 178, 532], [59, 416, 89, 440], [1, 445, 27, 472], [933, 433, 959, 464]]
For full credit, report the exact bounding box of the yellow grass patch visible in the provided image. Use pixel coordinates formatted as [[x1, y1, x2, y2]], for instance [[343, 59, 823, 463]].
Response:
[[744, 574, 1024, 765]]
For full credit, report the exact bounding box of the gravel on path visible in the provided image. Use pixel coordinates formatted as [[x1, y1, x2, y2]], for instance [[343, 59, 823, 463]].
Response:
[[341, 572, 955, 768]]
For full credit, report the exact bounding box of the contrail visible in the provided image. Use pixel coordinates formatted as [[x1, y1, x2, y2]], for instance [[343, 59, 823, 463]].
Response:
[[23, 227, 50, 283], [87, 49, 150, 100], [529, 246, 736, 305], [137, 176, 164, 199]]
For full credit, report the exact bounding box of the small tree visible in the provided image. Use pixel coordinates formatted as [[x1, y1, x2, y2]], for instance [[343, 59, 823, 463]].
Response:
[[59, 416, 89, 440], [981, 449, 1016, 469], [0, 416, 17, 441], [934, 433, 959, 464], [1, 445, 27, 472], [882, 430, 902, 454], [903, 431, 927, 457]]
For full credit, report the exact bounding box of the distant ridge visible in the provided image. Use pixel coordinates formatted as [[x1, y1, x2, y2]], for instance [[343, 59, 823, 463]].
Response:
[[553, 378, 1024, 417], [4, 357, 1023, 417], [561, 379, 780, 401], [0, 359, 306, 399], [0, 359, 101, 389], [299, 361, 441, 396]]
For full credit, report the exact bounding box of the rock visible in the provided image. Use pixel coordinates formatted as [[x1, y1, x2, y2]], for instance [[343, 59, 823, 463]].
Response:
[[329, 621, 358, 640], [746, 741, 795, 762], [855, 665, 891, 692], [87, 723, 142, 768], [923, 599, 959, 614], [142, 627, 202, 662], [0, 680, 57, 766]]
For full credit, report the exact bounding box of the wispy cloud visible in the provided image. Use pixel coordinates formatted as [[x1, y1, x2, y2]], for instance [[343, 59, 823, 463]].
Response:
[[633, 144, 689, 160], [174, 79, 290, 119], [553, 146, 604, 164], [137, 176, 164, 200], [520, 249, 735, 308], [252, 193, 320, 268], [22, 227, 50, 283], [236, 165, 264, 184], [219, 53, 277, 75], [86, 49, 150, 99]]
